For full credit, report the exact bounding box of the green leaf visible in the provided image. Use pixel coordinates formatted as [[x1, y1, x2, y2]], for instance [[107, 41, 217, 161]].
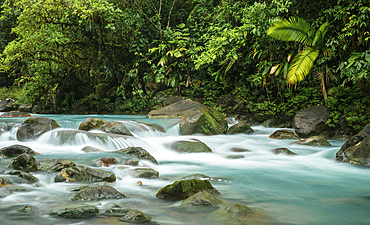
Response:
[[287, 48, 319, 84]]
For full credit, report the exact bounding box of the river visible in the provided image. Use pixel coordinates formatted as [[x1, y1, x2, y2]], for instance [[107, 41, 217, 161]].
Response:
[[0, 114, 369, 225]]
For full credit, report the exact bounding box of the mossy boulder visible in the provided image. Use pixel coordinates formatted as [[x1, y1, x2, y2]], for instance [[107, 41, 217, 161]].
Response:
[[37, 159, 76, 172], [119, 209, 152, 223], [269, 130, 300, 140], [292, 136, 331, 146], [226, 121, 254, 135], [16, 116, 60, 141], [49, 205, 99, 218], [225, 204, 252, 217], [100, 121, 133, 136], [71, 185, 126, 201], [0, 145, 36, 158], [156, 179, 220, 200], [117, 147, 158, 164], [54, 166, 116, 182], [9, 153, 38, 172], [5, 170, 38, 184], [180, 190, 224, 206], [271, 148, 297, 155], [336, 124, 370, 166], [78, 117, 108, 131], [133, 168, 159, 179], [147, 99, 228, 135], [171, 139, 212, 153]]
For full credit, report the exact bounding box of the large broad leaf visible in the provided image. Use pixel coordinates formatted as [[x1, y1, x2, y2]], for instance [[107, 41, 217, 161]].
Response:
[[267, 17, 314, 46], [287, 48, 319, 84], [312, 22, 329, 49]]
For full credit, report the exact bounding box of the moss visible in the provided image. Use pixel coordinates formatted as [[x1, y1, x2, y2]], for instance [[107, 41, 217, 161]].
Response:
[[24, 118, 36, 123], [194, 108, 228, 135]]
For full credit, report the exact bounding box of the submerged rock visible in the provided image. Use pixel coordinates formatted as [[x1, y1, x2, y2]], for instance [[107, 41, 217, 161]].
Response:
[[118, 147, 158, 164], [293, 136, 331, 146], [119, 209, 151, 223], [0, 145, 36, 158], [49, 205, 99, 218], [37, 158, 76, 172], [225, 203, 252, 217], [156, 179, 220, 200], [9, 153, 38, 172], [271, 148, 297, 155], [171, 139, 212, 153], [81, 146, 103, 153], [226, 121, 254, 135], [336, 124, 370, 166], [147, 99, 228, 135], [71, 185, 126, 201], [180, 190, 224, 206], [226, 155, 245, 159], [100, 121, 133, 136], [269, 130, 300, 140], [5, 171, 38, 184], [181, 174, 210, 180], [95, 157, 117, 167], [133, 168, 159, 179], [78, 117, 108, 131], [16, 116, 60, 141], [55, 166, 116, 182]]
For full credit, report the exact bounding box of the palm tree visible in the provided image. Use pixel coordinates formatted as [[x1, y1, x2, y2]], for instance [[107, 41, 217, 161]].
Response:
[[267, 17, 329, 85]]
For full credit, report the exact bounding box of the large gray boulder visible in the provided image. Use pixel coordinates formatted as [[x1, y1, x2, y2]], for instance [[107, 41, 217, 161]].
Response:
[[49, 205, 99, 218], [0, 145, 36, 158], [147, 99, 228, 135], [180, 190, 224, 206], [117, 147, 158, 164], [37, 159, 76, 172], [336, 124, 370, 166], [54, 166, 116, 182], [71, 185, 126, 201], [0, 99, 16, 112], [171, 139, 212, 153], [16, 116, 60, 141], [293, 105, 330, 138], [9, 153, 38, 172]]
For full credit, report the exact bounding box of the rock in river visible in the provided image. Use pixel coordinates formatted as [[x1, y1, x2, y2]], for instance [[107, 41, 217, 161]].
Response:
[[118, 147, 158, 164], [71, 185, 126, 201], [49, 205, 99, 218], [16, 116, 60, 141], [171, 139, 212, 153], [54, 166, 116, 182], [0, 144, 36, 158], [9, 153, 38, 172]]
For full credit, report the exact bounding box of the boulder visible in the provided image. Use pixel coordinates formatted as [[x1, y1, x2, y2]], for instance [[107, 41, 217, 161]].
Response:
[[54, 166, 116, 182], [49, 205, 99, 218], [293, 105, 330, 138], [226, 155, 245, 159], [336, 124, 370, 166], [163, 96, 187, 106], [156, 179, 220, 200], [230, 148, 251, 152], [71, 185, 126, 201], [19, 104, 32, 112], [118, 147, 158, 164], [78, 117, 108, 131], [271, 148, 297, 155], [147, 99, 228, 135], [0, 99, 16, 112], [9, 153, 38, 172], [269, 130, 300, 140], [171, 139, 212, 153], [181, 174, 210, 180], [5, 171, 38, 184], [180, 190, 224, 206], [100, 121, 133, 136], [37, 159, 76, 172], [123, 158, 139, 166], [226, 121, 254, 135], [119, 209, 152, 223], [81, 146, 103, 153], [225, 204, 252, 217], [95, 157, 117, 167], [16, 116, 60, 141], [293, 136, 331, 146], [0, 111, 31, 118], [0, 145, 36, 158], [133, 168, 159, 179]]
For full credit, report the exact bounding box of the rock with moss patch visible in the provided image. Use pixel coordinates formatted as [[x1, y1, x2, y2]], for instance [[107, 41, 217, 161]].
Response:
[[156, 179, 220, 200], [171, 139, 212, 153], [119, 209, 151, 223], [226, 121, 254, 135], [147, 99, 228, 135], [55, 166, 116, 182], [49, 205, 99, 218], [0, 145, 36, 158], [271, 148, 297, 155], [293, 136, 331, 146], [118, 147, 158, 164], [180, 190, 224, 206], [269, 130, 300, 140], [78, 117, 108, 131], [226, 204, 252, 217], [100, 121, 133, 136], [181, 174, 210, 180], [9, 153, 38, 172], [37, 159, 76, 172], [133, 168, 159, 179], [16, 116, 60, 141], [5, 171, 38, 184], [71, 185, 125, 201]]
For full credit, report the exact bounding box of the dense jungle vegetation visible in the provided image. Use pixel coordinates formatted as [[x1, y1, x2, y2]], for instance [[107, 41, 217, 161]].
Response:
[[0, 0, 369, 132]]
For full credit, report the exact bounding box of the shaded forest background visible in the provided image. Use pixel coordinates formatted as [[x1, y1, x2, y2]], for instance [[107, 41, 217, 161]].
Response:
[[0, 0, 369, 133]]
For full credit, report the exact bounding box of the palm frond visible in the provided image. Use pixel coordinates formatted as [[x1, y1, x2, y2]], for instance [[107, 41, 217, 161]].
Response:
[[287, 48, 319, 84], [267, 17, 313, 46], [312, 21, 329, 49]]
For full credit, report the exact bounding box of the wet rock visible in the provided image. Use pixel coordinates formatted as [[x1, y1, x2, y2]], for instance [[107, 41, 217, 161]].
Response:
[[0, 99, 16, 112], [271, 148, 297, 155], [81, 146, 103, 153], [225, 203, 252, 217], [226, 121, 254, 135], [95, 157, 117, 167], [230, 148, 251, 152], [0, 111, 31, 117], [336, 124, 370, 166], [123, 158, 140, 166], [16, 116, 60, 141], [133, 168, 159, 179], [49, 205, 99, 218], [5, 171, 38, 184], [9, 153, 38, 172], [55, 166, 116, 182], [269, 130, 300, 140], [147, 99, 228, 135], [181, 174, 210, 180], [119, 209, 151, 223], [78, 117, 108, 131], [134, 121, 166, 133], [0, 177, 13, 186], [180, 191, 224, 206], [293, 105, 330, 138], [226, 155, 245, 159], [71, 185, 126, 201], [4, 205, 37, 219], [37, 158, 76, 172], [156, 179, 220, 200], [118, 147, 158, 164], [171, 139, 212, 153], [0, 188, 12, 197], [0, 144, 36, 158], [293, 136, 331, 146], [100, 121, 133, 136]]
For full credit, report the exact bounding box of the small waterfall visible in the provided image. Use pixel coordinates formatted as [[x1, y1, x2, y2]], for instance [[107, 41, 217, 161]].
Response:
[[120, 120, 180, 138], [0, 125, 18, 141], [227, 116, 238, 128]]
